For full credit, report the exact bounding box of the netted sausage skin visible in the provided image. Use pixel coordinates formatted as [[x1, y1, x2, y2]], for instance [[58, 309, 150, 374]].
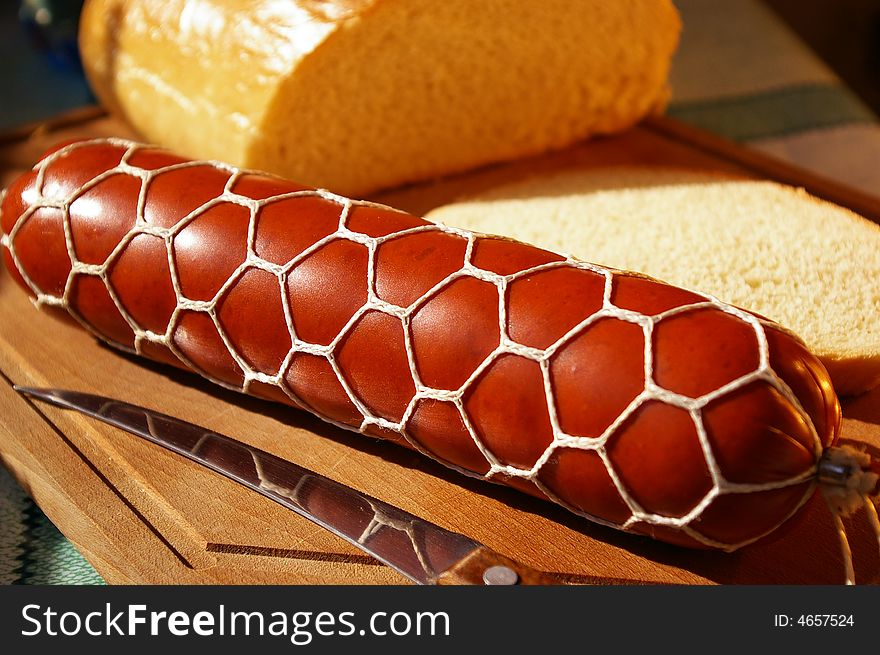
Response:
[[0, 139, 841, 550]]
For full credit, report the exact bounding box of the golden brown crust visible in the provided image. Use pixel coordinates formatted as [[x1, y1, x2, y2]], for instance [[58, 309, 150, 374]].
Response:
[[79, 0, 682, 195]]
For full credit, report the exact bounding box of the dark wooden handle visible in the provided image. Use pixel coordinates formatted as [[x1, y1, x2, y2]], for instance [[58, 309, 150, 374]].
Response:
[[437, 546, 564, 585]]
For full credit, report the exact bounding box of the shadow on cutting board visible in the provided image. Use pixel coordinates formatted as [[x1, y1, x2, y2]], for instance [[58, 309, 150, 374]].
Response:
[[105, 343, 879, 586], [843, 386, 880, 425]]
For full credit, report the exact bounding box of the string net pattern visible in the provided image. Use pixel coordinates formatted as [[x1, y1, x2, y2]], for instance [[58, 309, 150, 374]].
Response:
[[1, 138, 828, 552]]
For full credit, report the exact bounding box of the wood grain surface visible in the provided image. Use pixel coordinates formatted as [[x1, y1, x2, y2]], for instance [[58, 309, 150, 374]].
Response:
[[0, 110, 877, 585]]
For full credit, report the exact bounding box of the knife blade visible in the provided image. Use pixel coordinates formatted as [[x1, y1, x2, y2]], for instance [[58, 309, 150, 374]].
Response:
[[15, 386, 563, 585]]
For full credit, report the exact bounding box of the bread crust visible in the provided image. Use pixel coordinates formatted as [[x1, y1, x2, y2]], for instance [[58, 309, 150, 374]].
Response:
[[79, 0, 681, 195]]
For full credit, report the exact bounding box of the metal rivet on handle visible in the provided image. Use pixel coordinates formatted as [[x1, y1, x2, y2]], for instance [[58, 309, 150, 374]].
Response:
[[482, 565, 519, 585]]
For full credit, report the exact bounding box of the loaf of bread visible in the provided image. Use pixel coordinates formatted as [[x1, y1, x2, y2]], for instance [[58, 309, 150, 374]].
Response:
[[78, 0, 680, 196], [427, 168, 880, 397]]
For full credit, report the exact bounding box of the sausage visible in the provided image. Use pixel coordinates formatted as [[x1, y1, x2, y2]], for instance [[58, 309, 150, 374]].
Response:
[[0, 138, 842, 550]]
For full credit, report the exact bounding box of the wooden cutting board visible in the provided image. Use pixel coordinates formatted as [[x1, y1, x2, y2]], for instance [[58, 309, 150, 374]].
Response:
[[0, 110, 878, 585]]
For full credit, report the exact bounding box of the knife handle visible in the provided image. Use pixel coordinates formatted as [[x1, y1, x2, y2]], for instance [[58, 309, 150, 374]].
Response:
[[437, 546, 563, 585]]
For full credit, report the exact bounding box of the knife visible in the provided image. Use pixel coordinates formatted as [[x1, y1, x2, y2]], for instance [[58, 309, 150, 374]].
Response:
[[15, 386, 571, 585]]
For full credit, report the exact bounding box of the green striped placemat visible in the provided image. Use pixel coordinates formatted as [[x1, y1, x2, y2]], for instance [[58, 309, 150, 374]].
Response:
[[0, 466, 104, 585]]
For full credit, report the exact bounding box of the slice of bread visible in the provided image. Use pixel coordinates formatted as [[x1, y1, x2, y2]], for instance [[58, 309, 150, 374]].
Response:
[[427, 168, 880, 397], [78, 0, 680, 196]]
